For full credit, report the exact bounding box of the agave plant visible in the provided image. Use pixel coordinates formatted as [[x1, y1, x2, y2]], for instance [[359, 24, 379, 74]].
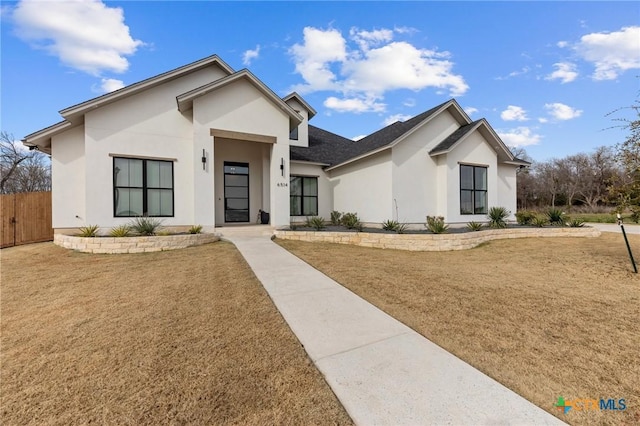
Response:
[[305, 216, 326, 231], [466, 221, 483, 231], [382, 219, 400, 232], [129, 217, 163, 236], [109, 225, 132, 237], [487, 207, 510, 229], [188, 225, 203, 234], [546, 208, 565, 226], [78, 224, 99, 237], [567, 217, 585, 227]]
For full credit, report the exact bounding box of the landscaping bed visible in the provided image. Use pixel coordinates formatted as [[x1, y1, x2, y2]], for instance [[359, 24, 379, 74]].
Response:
[[276, 226, 600, 251]]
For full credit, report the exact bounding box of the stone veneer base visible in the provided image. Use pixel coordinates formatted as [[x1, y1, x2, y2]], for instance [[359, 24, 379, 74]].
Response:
[[54, 233, 220, 254], [274, 226, 601, 252]]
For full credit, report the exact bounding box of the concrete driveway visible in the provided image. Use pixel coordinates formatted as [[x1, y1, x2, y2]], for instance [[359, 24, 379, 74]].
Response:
[[588, 223, 640, 234]]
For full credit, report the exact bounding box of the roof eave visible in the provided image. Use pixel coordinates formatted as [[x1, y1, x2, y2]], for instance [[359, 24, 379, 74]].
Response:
[[325, 145, 392, 171], [504, 159, 531, 167], [290, 159, 331, 167], [22, 120, 75, 153]]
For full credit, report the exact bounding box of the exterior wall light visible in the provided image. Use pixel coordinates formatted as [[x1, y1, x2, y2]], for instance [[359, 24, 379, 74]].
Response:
[[280, 157, 285, 176], [202, 149, 207, 170]]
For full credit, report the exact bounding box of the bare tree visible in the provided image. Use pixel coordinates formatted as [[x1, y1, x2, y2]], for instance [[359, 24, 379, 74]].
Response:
[[576, 146, 616, 209], [0, 131, 51, 194]]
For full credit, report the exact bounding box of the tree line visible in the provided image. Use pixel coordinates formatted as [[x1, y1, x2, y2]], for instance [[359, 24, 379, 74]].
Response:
[[515, 100, 639, 214]]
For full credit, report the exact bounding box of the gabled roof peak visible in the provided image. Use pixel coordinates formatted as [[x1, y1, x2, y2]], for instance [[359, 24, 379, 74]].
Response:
[[60, 54, 235, 120], [282, 92, 317, 120]]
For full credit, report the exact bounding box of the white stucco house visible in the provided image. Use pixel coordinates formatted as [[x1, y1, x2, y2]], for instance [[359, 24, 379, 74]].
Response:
[[23, 54, 528, 233]]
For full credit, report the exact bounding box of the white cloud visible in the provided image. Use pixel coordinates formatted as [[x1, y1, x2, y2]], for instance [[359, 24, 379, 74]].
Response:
[[496, 66, 530, 80], [394, 26, 419, 35], [341, 41, 468, 96], [544, 103, 583, 120], [538, 117, 548, 123], [290, 26, 468, 113], [290, 27, 347, 92], [382, 113, 412, 126], [403, 98, 416, 107], [12, 0, 143, 76], [545, 62, 578, 83], [349, 27, 393, 51], [557, 41, 569, 48], [93, 78, 125, 93], [497, 127, 542, 147], [464, 106, 478, 116], [500, 105, 529, 122], [323, 96, 385, 113], [242, 45, 260, 65], [574, 26, 640, 80], [352, 134, 367, 141]]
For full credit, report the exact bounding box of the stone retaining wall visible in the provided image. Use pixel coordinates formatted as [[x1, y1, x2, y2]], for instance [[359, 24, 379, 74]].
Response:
[[54, 233, 220, 254], [274, 226, 601, 252]]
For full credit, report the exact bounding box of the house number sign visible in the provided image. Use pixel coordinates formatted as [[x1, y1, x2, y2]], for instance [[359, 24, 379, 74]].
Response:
[[277, 182, 288, 187]]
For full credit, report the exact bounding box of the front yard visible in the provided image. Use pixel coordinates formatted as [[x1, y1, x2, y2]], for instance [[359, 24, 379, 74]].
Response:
[[0, 242, 352, 425], [277, 232, 640, 426]]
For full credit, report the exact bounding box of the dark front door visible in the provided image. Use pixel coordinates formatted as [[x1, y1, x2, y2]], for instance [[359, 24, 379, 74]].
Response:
[[224, 162, 249, 222]]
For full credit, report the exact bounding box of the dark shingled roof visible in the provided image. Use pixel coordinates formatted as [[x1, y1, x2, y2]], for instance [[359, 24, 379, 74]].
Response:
[[290, 126, 356, 165], [429, 120, 482, 154], [291, 100, 452, 167]]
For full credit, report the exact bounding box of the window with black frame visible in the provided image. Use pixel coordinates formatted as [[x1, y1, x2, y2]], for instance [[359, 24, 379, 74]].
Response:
[[113, 157, 174, 217], [290, 176, 318, 216], [460, 164, 487, 215]]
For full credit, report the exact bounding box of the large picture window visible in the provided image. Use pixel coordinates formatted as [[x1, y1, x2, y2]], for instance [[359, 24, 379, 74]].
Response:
[[113, 157, 174, 217], [460, 165, 487, 215], [290, 176, 318, 216]]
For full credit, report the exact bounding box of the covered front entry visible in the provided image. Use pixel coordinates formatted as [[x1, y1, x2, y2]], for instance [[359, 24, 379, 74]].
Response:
[[213, 130, 272, 226], [223, 162, 250, 222]]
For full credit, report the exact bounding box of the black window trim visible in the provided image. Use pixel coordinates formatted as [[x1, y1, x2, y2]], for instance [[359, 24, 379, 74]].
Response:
[[290, 175, 318, 216], [113, 156, 175, 218], [460, 164, 488, 215]]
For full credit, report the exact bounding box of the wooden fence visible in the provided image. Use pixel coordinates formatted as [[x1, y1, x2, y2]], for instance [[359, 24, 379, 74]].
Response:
[[1, 192, 53, 248]]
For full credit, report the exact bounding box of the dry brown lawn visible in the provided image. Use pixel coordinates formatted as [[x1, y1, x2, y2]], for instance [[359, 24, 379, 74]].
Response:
[[1, 241, 352, 425], [277, 233, 640, 426]]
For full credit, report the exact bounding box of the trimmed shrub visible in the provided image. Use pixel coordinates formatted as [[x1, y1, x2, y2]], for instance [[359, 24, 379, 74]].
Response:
[[425, 216, 448, 234], [515, 210, 536, 225], [341, 212, 363, 231], [330, 210, 342, 226], [532, 216, 547, 227]]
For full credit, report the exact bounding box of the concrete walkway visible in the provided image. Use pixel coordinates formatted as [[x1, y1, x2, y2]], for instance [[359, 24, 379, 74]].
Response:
[[225, 233, 565, 425], [589, 222, 640, 234]]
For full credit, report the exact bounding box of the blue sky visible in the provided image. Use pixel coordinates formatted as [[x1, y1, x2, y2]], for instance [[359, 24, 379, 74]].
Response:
[[1, 1, 639, 161]]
